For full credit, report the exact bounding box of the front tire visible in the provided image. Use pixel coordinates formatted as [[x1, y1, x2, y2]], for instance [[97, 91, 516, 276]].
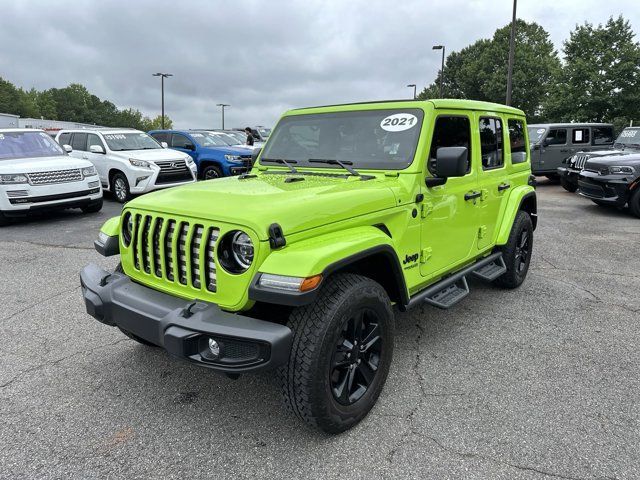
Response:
[[202, 165, 223, 180], [81, 199, 103, 214], [560, 177, 577, 193], [0, 211, 9, 227], [111, 172, 131, 203], [277, 273, 394, 434], [494, 210, 533, 289], [629, 188, 640, 218]]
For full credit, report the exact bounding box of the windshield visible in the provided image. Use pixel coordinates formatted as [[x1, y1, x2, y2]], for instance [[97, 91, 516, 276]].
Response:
[[261, 109, 424, 170], [527, 127, 546, 144], [0, 131, 65, 160], [614, 128, 640, 147], [189, 132, 230, 147], [258, 127, 271, 138], [103, 132, 161, 151], [208, 132, 240, 146], [226, 131, 247, 143]]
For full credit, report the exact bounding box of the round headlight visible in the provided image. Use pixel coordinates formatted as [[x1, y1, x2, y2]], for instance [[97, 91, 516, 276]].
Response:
[[218, 230, 254, 273], [122, 212, 133, 246]]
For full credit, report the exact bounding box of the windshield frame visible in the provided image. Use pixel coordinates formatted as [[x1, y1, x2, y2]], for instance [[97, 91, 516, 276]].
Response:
[[260, 108, 425, 171], [102, 132, 162, 152], [0, 130, 66, 161]]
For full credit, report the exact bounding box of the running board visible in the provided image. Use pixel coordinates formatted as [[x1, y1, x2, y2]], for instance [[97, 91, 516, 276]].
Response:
[[406, 252, 503, 310]]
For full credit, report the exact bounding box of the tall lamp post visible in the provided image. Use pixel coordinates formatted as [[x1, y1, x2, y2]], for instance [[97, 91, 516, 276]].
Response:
[[406, 84, 417, 99], [216, 103, 230, 130], [152, 73, 173, 129], [506, 0, 518, 105], [432, 45, 445, 98]]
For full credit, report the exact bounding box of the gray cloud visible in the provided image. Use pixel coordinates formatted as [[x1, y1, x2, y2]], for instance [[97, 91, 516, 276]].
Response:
[[1, 0, 638, 128]]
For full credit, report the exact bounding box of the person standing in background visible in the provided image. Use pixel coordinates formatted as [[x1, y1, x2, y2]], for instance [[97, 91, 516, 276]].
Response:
[[245, 127, 255, 146]]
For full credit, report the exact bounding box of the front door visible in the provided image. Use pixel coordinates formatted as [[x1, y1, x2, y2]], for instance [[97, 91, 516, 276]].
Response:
[[420, 113, 479, 279], [85, 133, 108, 185], [539, 128, 569, 172]]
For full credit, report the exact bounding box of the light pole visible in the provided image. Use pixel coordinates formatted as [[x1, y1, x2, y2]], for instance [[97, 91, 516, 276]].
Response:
[[406, 84, 417, 99], [506, 0, 517, 105], [152, 73, 173, 129], [432, 45, 445, 98], [216, 103, 230, 130]]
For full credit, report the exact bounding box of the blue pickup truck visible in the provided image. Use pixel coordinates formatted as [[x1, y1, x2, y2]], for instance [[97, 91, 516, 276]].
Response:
[[149, 130, 253, 179]]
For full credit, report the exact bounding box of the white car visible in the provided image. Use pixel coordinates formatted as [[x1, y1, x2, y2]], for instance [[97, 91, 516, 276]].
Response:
[[219, 130, 265, 150], [55, 128, 197, 203], [0, 129, 102, 226]]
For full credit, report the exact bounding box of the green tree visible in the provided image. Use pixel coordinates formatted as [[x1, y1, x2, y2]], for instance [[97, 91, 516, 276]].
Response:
[[544, 16, 640, 128], [0, 77, 20, 115], [17, 88, 41, 118], [146, 115, 173, 130], [418, 20, 561, 121]]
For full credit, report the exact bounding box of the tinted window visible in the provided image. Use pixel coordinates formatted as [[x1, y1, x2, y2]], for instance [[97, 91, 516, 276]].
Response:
[[150, 132, 169, 144], [592, 127, 613, 145], [572, 128, 589, 144], [87, 134, 103, 150], [479, 117, 504, 169], [71, 133, 87, 151], [428, 116, 472, 175], [171, 134, 194, 149], [508, 119, 528, 164], [58, 132, 71, 146], [546, 129, 567, 145]]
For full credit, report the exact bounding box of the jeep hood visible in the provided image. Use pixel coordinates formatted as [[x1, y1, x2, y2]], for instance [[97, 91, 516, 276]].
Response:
[[127, 172, 399, 240]]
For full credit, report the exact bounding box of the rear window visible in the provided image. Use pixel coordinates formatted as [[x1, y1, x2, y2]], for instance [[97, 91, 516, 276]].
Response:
[[508, 119, 528, 164], [71, 133, 87, 151], [592, 127, 613, 145], [479, 117, 504, 170], [572, 128, 590, 144]]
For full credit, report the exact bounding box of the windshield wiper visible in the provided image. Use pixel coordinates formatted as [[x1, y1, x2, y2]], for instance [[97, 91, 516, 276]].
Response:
[[261, 158, 298, 174], [308, 158, 374, 181]]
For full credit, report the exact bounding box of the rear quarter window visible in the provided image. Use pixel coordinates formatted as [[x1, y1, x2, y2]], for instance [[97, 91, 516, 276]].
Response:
[[507, 119, 528, 164], [592, 127, 613, 145]]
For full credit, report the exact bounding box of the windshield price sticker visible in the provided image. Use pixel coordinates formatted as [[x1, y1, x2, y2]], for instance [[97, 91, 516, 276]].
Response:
[[380, 113, 418, 132], [104, 134, 127, 140], [537, 129, 545, 134], [191, 133, 204, 137], [620, 129, 638, 138]]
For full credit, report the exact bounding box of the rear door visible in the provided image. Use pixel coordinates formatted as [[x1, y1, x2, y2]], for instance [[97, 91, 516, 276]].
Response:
[[570, 126, 590, 155], [591, 126, 614, 150]]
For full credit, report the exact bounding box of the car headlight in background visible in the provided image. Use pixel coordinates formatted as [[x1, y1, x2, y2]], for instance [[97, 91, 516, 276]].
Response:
[[224, 155, 243, 163], [0, 173, 29, 184], [129, 158, 151, 168], [121, 212, 133, 246], [82, 166, 97, 177], [218, 230, 254, 273], [606, 166, 635, 175]]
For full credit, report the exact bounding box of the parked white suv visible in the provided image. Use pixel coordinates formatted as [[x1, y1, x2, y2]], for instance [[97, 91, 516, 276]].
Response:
[[55, 129, 197, 203], [0, 129, 102, 226]]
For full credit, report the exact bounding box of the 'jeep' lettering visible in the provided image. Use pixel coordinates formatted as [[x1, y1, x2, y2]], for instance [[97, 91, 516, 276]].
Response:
[[403, 253, 419, 265]]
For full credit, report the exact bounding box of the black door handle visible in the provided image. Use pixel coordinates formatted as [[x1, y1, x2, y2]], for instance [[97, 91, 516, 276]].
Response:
[[464, 191, 481, 201], [498, 183, 511, 192]]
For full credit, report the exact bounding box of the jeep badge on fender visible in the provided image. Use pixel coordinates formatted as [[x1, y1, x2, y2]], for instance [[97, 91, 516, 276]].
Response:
[[80, 99, 536, 434]]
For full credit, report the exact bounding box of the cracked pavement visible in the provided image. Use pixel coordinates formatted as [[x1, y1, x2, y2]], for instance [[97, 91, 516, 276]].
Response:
[[1, 182, 639, 479]]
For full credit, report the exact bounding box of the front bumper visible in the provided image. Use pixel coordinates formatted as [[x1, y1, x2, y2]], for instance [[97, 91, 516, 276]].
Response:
[[557, 166, 580, 187], [577, 170, 631, 206], [80, 263, 292, 374]]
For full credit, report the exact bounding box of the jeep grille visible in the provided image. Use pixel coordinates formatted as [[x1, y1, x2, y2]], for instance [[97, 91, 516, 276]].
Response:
[[570, 154, 590, 170], [130, 214, 220, 292]]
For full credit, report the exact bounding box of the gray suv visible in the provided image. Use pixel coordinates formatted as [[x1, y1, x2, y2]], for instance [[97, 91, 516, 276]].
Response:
[[528, 123, 614, 178]]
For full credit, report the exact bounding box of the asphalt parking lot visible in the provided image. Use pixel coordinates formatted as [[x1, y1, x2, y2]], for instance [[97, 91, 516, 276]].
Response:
[[1, 182, 639, 480]]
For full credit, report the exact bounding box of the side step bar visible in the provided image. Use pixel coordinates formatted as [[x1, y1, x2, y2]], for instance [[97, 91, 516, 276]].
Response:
[[406, 252, 504, 310]]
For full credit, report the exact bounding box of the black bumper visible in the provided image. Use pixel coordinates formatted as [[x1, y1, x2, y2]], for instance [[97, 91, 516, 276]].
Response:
[[557, 166, 580, 187], [80, 263, 292, 374], [577, 171, 631, 206]]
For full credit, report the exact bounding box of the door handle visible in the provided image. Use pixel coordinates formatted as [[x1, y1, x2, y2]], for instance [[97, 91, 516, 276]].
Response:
[[498, 183, 511, 192], [464, 191, 481, 201]]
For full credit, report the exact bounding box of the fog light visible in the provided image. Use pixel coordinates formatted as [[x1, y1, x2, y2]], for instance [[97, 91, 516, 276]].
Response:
[[208, 338, 220, 358]]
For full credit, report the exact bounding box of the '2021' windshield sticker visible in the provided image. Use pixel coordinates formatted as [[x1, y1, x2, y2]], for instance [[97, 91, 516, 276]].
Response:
[[620, 129, 638, 138], [380, 113, 418, 132]]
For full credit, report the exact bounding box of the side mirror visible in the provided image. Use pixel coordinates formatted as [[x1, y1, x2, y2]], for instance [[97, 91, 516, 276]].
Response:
[[89, 145, 105, 154], [186, 144, 195, 151], [161, 142, 168, 148], [63, 144, 72, 153], [434, 146, 468, 177]]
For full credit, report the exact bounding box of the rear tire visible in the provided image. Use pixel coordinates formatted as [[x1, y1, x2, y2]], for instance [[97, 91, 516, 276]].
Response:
[[560, 177, 577, 193], [111, 172, 131, 203], [494, 210, 533, 289], [202, 165, 223, 180], [277, 273, 394, 434], [629, 188, 640, 218], [81, 199, 103, 214]]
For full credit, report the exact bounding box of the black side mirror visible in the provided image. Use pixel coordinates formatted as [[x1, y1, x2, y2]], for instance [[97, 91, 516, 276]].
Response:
[[186, 144, 195, 151], [435, 146, 468, 177]]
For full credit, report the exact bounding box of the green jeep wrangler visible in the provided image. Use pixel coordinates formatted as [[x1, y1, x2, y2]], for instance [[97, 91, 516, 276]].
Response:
[[81, 99, 536, 433]]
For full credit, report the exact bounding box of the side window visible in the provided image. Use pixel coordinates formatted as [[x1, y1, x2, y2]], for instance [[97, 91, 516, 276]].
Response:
[[507, 119, 527, 164], [572, 128, 589, 144], [428, 116, 472, 175], [87, 134, 104, 150], [479, 117, 504, 169], [58, 133, 71, 146], [71, 133, 87, 151], [151, 132, 169, 144], [171, 134, 194, 149], [592, 127, 613, 145], [545, 129, 567, 145]]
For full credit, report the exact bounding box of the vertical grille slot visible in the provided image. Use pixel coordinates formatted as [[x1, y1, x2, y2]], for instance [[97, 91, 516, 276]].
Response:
[[178, 223, 189, 285], [132, 214, 141, 269], [165, 220, 176, 281], [153, 218, 164, 277], [140, 216, 152, 274], [191, 226, 204, 288], [205, 228, 220, 292]]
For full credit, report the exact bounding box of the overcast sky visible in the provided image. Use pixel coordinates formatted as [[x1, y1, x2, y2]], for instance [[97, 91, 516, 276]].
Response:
[[1, 0, 638, 128]]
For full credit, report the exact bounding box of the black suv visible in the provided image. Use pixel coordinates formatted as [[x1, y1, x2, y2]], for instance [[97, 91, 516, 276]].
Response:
[[558, 127, 640, 193]]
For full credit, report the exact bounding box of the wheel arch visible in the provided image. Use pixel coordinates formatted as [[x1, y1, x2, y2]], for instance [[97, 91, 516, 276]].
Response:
[[107, 168, 127, 190], [496, 187, 537, 245]]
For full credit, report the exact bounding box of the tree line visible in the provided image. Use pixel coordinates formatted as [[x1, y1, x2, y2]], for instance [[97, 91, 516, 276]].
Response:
[[419, 15, 640, 134], [0, 80, 172, 130]]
